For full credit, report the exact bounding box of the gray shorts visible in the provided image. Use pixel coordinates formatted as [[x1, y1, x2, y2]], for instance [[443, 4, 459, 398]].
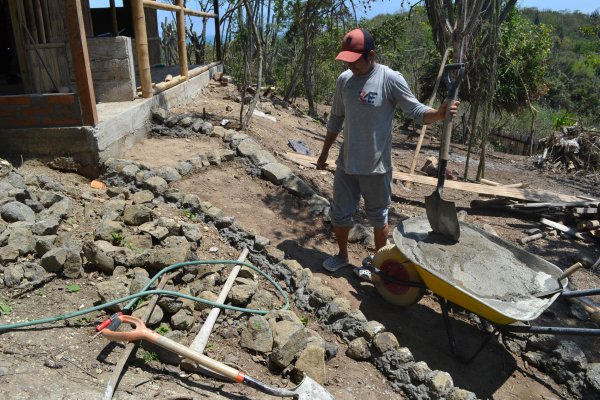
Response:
[[329, 168, 392, 229]]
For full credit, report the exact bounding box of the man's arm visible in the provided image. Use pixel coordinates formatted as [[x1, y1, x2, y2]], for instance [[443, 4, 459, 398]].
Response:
[[316, 130, 339, 169], [422, 100, 460, 124]]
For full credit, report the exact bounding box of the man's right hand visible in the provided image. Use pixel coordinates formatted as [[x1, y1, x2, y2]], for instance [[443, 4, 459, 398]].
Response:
[[316, 153, 328, 170]]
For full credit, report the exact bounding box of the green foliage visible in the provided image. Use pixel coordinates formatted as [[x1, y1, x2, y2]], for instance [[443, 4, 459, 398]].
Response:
[[182, 208, 199, 222], [495, 10, 552, 111], [66, 284, 81, 293], [551, 110, 577, 129], [154, 323, 170, 335], [111, 231, 124, 246], [0, 299, 12, 315], [299, 315, 309, 326], [141, 350, 159, 363]]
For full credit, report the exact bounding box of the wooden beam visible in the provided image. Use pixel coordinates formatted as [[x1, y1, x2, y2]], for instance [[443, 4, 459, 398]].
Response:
[[213, 0, 222, 61], [8, 0, 33, 92], [110, 0, 118, 37], [142, 0, 217, 18], [284, 152, 591, 204], [176, 0, 188, 78], [131, 0, 152, 98], [64, 0, 97, 125]]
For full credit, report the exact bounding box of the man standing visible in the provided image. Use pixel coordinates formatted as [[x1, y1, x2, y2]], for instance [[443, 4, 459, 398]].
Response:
[[318, 28, 459, 280]]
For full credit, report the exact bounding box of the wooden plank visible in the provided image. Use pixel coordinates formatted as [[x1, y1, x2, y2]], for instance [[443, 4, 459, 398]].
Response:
[[540, 218, 585, 241], [285, 152, 592, 204], [176, 0, 188, 78], [8, 0, 33, 92], [64, 0, 98, 125]]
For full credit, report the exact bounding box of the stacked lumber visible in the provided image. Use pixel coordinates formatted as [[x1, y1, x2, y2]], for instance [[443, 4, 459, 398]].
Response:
[[472, 198, 600, 244], [535, 126, 600, 173]]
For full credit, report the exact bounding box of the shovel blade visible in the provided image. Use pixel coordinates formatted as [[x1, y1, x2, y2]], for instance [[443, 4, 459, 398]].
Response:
[[293, 376, 335, 400], [425, 191, 460, 242]]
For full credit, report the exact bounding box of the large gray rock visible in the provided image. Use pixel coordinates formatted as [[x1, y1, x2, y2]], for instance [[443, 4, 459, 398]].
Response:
[[237, 138, 262, 157], [180, 223, 203, 243], [94, 220, 124, 242], [0, 245, 19, 263], [8, 227, 36, 255], [61, 240, 83, 279], [240, 316, 273, 353], [250, 150, 277, 166], [363, 321, 385, 341], [132, 190, 155, 204], [447, 387, 478, 400], [261, 163, 293, 185], [227, 284, 255, 306], [1, 201, 35, 223], [31, 217, 60, 235], [22, 262, 48, 283], [247, 290, 276, 311], [123, 204, 153, 226], [346, 337, 371, 360], [40, 248, 66, 273], [138, 221, 169, 241], [157, 166, 181, 182], [83, 240, 117, 273], [147, 245, 190, 270], [271, 320, 308, 368], [35, 235, 56, 257], [171, 309, 194, 330], [132, 303, 164, 326], [348, 223, 370, 243], [373, 332, 400, 354], [38, 191, 64, 207], [553, 340, 587, 371], [293, 345, 327, 385], [40, 198, 72, 220], [96, 280, 129, 312], [586, 363, 600, 392], [4, 264, 24, 287], [102, 199, 126, 220], [144, 176, 168, 195], [426, 370, 454, 398], [283, 175, 315, 198]]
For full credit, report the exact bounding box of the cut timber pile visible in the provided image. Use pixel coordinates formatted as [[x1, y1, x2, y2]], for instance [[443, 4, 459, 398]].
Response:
[[284, 152, 600, 245], [535, 126, 600, 173]]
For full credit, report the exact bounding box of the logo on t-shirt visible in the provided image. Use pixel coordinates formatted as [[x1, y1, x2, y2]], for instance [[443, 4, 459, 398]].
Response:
[[359, 90, 378, 104]]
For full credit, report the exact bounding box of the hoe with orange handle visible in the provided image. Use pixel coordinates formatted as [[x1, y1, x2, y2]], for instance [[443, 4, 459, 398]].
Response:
[[102, 315, 334, 399]]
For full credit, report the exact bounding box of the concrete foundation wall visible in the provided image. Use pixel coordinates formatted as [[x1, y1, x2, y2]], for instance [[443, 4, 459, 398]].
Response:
[[0, 94, 83, 129], [0, 64, 222, 178], [87, 36, 136, 102]]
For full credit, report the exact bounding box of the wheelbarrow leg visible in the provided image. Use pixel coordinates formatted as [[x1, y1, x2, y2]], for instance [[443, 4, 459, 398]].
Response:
[[437, 295, 497, 364]]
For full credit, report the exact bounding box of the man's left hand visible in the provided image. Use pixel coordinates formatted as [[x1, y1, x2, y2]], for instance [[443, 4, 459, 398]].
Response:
[[438, 100, 460, 120]]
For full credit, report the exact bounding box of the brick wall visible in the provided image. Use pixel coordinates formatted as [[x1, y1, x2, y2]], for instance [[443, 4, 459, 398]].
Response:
[[0, 94, 83, 129]]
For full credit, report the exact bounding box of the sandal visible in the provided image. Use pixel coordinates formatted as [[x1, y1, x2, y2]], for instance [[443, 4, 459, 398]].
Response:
[[322, 255, 350, 272], [353, 266, 372, 282]]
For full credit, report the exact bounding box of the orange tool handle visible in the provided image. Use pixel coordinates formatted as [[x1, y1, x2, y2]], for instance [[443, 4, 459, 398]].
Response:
[[102, 315, 243, 382]]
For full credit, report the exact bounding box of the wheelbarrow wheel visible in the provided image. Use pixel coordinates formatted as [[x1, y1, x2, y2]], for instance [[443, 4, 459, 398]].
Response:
[[372, 244, 425, 306]]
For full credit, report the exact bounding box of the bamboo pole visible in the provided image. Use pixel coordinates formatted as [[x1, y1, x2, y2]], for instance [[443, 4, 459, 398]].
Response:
[[406, 48, 451, 184], [109, 0, 118, 37], [212, 0, 222, 61], [24, 0, 39, 43], [132, 0, 153, 98], [176, 0, 188, 79], [142, 0, 216, 18], [33, 0, 46, 43], [153, 62, 221, 94]]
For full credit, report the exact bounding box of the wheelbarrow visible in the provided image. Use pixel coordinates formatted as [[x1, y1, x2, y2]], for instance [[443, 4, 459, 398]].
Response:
[[370, 217, 600, 362]]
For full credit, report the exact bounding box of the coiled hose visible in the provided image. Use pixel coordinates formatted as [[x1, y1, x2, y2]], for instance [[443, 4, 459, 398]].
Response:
[[0, 260, 289, 332]]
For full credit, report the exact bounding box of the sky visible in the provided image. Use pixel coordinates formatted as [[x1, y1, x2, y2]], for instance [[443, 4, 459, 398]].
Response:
[[90, 0, 599, 37]]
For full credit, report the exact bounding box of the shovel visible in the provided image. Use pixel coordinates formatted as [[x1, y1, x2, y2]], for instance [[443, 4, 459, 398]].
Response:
[[103, 315, 334, 400], [425, 63, 465, 242]]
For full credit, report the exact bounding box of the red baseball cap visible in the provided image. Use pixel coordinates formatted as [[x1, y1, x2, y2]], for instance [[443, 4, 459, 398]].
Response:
[[335, 28, 375, 62]]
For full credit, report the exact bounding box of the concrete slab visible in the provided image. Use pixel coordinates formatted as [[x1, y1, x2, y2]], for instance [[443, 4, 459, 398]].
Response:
[[0, 64, 222, 178]]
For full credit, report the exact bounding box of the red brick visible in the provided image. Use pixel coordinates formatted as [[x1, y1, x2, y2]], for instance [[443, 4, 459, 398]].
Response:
[[46, 94, 76, 105], [0, 95, 31, 105]]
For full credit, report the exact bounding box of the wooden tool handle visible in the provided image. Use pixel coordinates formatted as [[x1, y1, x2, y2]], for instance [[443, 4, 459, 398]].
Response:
[[559, 262, 584, 281]]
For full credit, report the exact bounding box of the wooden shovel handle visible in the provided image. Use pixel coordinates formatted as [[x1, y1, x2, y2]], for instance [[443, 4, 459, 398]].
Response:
[[103, 315, 243, 382], [559, 262, 584, 281]]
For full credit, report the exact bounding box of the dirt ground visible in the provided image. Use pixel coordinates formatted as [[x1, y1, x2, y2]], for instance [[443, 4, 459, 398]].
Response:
[[1, 80, 599, 400]]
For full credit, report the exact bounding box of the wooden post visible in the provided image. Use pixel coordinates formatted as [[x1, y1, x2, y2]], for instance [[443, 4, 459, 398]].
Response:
[[176, 0, 188, 78], [8, 0, 33, 92], [64, 0, 98, 125], [24, 0, 39, 42], [212, 0, 222, 61], [110, 0, 118, 37], [131, 0, 153, 97], [33, 0, 46, 43], [40, 0, 52, 42]]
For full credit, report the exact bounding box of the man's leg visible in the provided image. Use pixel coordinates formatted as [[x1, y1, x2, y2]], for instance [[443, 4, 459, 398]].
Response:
[[373, 224, 389, 251], [333, 225, 352, 261]]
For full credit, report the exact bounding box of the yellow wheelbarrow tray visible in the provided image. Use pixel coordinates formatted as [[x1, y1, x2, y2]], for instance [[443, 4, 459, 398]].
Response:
[[391, 217, 564, 325]]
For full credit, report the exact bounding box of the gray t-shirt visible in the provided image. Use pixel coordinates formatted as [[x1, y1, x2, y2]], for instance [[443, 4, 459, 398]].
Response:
[[326, 64, 431, 175]]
